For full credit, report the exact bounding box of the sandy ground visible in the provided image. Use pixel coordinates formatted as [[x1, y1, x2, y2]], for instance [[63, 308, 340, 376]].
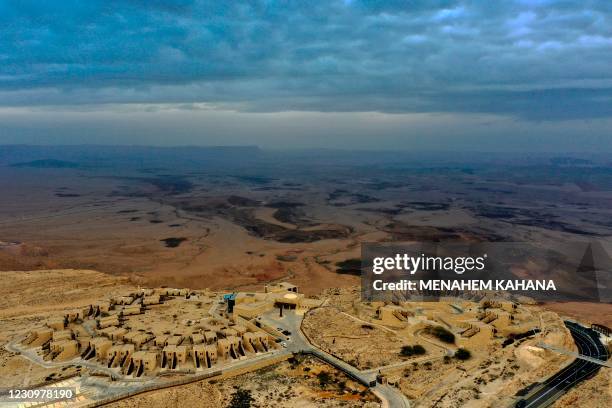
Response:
[[106, 356, 378, 408], [543, 302, 612, 328], [1, 160, 611, 406], [307, 288, 579, 408], [0, 269, 607, 407], [302, 306, 416, 369], [0, 269, 136, 388]]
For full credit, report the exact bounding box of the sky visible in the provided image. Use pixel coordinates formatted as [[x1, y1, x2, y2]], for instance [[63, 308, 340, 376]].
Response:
[[0, 0, 611, 151]]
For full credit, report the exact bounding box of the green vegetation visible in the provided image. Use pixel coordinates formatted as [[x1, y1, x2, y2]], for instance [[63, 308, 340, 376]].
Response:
[[425, 325, 455, 344], [228, 388, 253, 408], [455, 348, 471, 360], [400, 344, 426, 357], [317, 371, 332, 387]]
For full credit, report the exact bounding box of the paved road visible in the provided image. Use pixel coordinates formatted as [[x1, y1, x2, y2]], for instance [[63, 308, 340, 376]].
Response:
[[537, 342, 612, 367], [260, 310, 411, 408], [516, 321, 609, 408]]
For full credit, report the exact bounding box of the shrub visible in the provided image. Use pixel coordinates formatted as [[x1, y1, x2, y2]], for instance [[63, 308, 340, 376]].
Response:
[[455, 348, 471, 360], [228, 388, 253, 408], [400, 345, 414, 356], [400, 344, 426, 357], [317, 371, 332, 387], [426, 325, 455, 344], [412, 344, 426, 355]]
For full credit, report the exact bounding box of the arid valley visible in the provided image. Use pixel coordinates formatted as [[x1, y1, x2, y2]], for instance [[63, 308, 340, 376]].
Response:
[[1, 146, 611, 322], [0, 146, 611, 407]]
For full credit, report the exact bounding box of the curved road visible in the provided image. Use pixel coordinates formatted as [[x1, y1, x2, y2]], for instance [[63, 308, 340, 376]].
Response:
[[260, 310, 411, 407], [517, 321, 609, 408]]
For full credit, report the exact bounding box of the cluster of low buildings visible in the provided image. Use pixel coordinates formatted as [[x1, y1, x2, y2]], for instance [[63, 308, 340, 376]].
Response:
[[375, 298, 537, 347], [21, 282, 316, 378]]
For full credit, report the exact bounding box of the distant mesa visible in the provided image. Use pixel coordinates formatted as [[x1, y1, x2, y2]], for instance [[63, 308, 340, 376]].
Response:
[[55, 193, 81, 198], [550, 157, 593, 166], [10, 159, 79, 169], [232, 175, 275, 185]]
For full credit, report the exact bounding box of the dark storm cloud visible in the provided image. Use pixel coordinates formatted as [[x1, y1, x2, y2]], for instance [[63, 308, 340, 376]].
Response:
[[1, 0, 611, 120]]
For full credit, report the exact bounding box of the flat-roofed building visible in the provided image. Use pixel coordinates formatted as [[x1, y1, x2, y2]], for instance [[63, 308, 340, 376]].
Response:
[[98, 326, 128, 341], [143, 294, 161, 306], [96, 301, 111, 314], [81, 337, 112, 360], [154, 335, 169, 347], [52, 330, 73, 342], [233, 300, 274, 318], [226, 335, 246, 358], [217, 338, 231, 360], [204, 331, 217, 344], [231, 325, 247, 336], [48, 339, 79, 361], [65, 310, 81, 323], [47, 317, 66, 331], [242, 332, 269, 353], [162, 345, 189, 369], [23, 328, 53, 347], [265, 282, 298, 293], [121, 304, 142, 316], [123, 331, 153, 348], [113, 296, 135, 305], [191, 333, 204, 344], [106, 344, 134, 368], [221, 328, 238, 338], [192, 344, 217, 369], [165, 288, 189, 297], [131, 351, 158, 376], [165, 335, 183, 346], [98, 315, 120, 329]]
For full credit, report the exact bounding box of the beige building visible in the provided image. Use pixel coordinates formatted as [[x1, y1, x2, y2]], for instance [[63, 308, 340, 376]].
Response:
[[23, 328, 53, 347], [162, 345, 189, 369], [48, 340, 79, 361], [121, 304, 142, 316], [130, 351, 158, 376], [20, 284, 299, 378], [98, 326, 128, 341], [143, 294, 161, 306], [204, 331, 217, 344], [192, 344, 218, 369], [123, 331, 153, 348], [47, 317, 66, 331], [265, 282, 298, 293], [82, 337, 112, 360], [98, 315, 120, 329], [242, 332, 269, 353], [106, 344, 135, 368], [52, 330, 73, 342]]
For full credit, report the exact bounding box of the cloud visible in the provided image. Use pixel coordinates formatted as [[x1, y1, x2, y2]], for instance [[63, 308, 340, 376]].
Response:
[[0, 1, 611, 120]]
